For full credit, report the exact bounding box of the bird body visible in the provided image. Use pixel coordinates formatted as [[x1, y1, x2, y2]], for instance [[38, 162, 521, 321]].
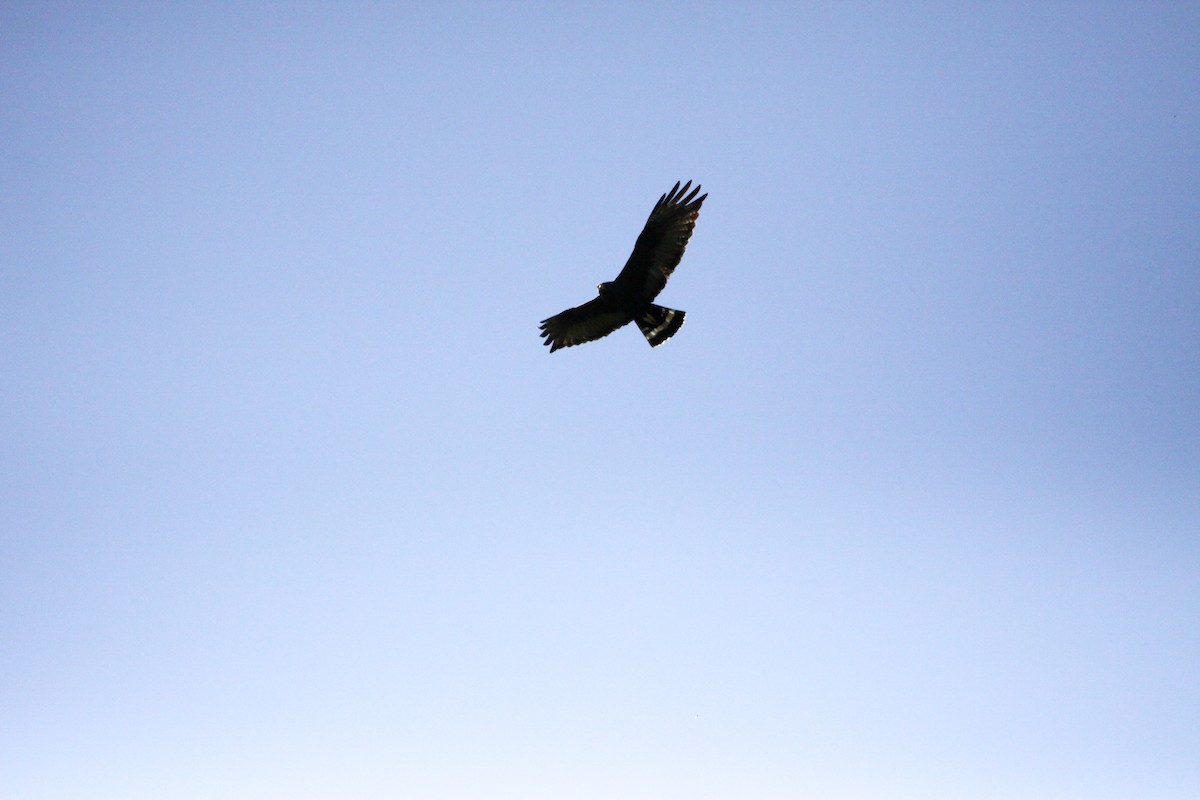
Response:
[[539, 181, 706, 352]]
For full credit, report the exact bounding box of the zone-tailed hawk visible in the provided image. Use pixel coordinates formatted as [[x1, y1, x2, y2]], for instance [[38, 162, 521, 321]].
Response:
[[539, 180, 706, 352]]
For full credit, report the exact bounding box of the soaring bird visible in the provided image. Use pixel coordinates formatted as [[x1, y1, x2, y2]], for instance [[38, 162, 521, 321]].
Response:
[[539, 181, 706, 352]]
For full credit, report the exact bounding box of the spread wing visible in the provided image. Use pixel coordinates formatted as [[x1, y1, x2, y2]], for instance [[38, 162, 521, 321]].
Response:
[[539, 297, 634, 352], [612, 180, 706, 302]]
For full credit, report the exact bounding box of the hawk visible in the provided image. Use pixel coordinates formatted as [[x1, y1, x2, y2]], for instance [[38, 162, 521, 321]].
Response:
[[539, 180, 706, 352]]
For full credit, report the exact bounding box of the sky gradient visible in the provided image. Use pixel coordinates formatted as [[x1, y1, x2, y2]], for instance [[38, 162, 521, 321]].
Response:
[[3, 3, 1198, 799]]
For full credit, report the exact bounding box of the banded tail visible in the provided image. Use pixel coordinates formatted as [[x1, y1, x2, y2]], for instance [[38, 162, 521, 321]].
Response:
[[636, 304, 685, 347]]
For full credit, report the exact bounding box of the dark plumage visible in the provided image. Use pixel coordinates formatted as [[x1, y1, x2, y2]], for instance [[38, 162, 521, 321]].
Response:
[[539, 181, 706, 352]]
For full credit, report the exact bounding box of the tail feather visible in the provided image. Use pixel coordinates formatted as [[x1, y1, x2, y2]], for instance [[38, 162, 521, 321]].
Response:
[[636, 305, 685, 347]]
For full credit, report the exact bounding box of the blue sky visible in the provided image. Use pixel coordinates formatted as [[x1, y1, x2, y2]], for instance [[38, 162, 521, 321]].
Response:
[[2, 2, 1198, 798]]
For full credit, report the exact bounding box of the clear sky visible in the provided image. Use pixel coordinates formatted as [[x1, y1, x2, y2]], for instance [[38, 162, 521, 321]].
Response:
[[2, 2, 1198, 798]]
